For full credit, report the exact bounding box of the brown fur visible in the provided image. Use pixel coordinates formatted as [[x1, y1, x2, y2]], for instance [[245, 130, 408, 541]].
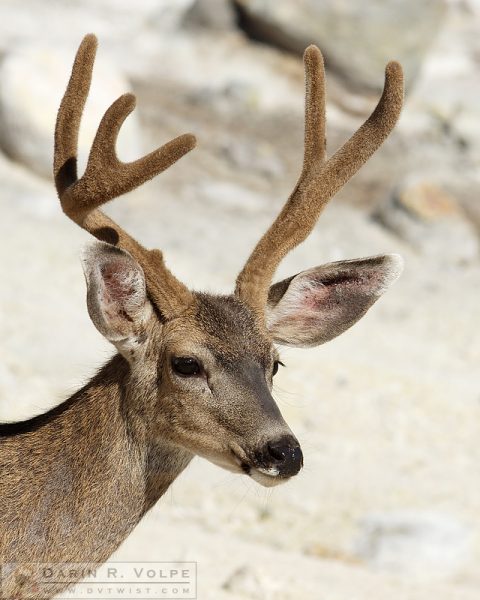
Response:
[[0, 355, 191, 598], [0, 292, 284, 598], [0, 34, 405, 599]]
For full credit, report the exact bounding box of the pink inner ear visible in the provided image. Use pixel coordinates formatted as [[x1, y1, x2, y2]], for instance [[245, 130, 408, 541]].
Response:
[[267, 277, 331, 336], [287, 276, 345, 314], [101, 260, 137, 303], [300, 279, 331, 311], [267, 255, 402, 347], [299, 267, 386, 311]]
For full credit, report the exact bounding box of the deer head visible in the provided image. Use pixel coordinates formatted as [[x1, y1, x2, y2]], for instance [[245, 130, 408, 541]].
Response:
[[54, 35, 404, 488]]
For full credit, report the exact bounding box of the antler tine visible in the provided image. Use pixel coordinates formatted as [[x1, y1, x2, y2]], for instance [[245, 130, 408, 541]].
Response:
[[54, 34, 197, 319], [54, 33, 97, 196], [235, 46, 404, 317], [301, 45, 327, 174]]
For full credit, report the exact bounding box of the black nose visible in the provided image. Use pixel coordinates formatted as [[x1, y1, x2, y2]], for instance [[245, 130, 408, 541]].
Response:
[[262, 435, 303, 477]]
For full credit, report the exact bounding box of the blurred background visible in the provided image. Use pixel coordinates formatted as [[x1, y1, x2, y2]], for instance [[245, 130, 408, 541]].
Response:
[[0, 1, 479, 598]]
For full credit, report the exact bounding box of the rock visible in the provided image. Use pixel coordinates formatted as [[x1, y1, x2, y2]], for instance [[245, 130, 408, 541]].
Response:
[[128, 32, 303, 116], [373, 179, 479, 264], [354, 511, 472, 578], [0, 43, 142, 179], [194, 179, 268, 214], [222, 565, 276, 598], [219, 138, 284, 179], [146, 0, 198, 31], [183, 0, 237, 30], [0, 1, 196, 49], [456, 181, 480, 234], [234, 0, 447, 92]]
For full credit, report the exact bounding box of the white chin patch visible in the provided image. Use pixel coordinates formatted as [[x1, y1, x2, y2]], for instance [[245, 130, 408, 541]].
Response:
[[250, 467, 285, 488], [257, 466, 280, 476]]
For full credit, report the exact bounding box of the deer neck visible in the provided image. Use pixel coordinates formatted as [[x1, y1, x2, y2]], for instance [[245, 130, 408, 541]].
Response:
[[0, 354, 193, 569]]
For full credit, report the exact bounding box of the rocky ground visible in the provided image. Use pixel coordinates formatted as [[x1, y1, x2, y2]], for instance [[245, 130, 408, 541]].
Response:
[[0, 1, 479, 599]]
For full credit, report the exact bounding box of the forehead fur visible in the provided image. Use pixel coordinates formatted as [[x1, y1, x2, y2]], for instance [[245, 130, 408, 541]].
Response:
[[193, 293, 272, 364]]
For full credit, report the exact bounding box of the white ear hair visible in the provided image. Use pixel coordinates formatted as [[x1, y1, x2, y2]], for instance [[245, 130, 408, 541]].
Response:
[[266, 276, 320, 332], [373, 254, 404, 293]]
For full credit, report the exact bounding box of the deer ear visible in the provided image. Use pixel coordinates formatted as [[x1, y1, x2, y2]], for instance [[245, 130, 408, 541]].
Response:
[[266, 255, 403, 347], [81, 242, 152, 350]]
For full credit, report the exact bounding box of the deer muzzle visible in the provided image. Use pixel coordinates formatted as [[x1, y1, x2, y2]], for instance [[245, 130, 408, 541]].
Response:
[[232, 434, 303, 487]]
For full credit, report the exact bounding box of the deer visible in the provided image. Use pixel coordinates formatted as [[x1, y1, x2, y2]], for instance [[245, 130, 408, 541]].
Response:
[[0, 34, 404, 599]]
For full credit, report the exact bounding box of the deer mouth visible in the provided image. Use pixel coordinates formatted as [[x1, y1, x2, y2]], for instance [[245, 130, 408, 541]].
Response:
[[251, 465, 288, 487], [239, 461, 278, 477], [229, 440, 302, 488], [237, 459, 284, 487]]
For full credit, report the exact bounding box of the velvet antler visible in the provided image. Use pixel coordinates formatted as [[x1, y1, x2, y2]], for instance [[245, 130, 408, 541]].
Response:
[[54, 34, 196, 319], [235, 46, 404, 317]]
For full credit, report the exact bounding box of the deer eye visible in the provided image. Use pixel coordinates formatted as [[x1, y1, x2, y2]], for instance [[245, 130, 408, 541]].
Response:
[[172, 357, 202, 377], [272, 360, 284, 376]]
